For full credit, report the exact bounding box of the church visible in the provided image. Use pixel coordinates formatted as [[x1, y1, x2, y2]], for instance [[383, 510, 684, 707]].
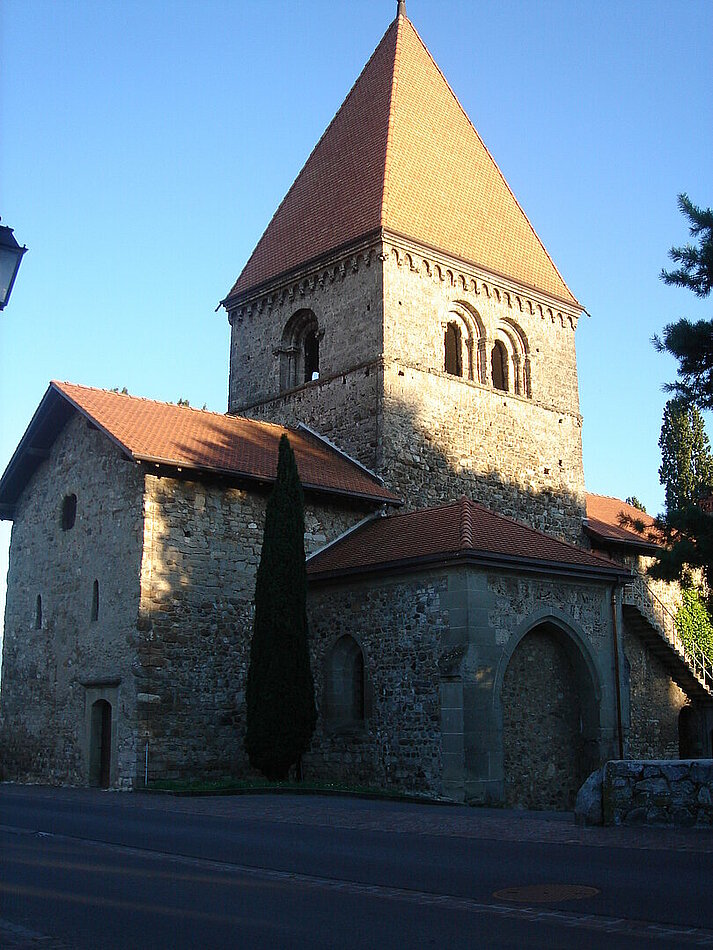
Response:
[[1, 2, 711, 808]]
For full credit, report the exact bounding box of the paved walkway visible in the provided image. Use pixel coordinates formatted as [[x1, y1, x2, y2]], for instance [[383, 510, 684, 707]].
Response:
[[4, 783, 713, 853]]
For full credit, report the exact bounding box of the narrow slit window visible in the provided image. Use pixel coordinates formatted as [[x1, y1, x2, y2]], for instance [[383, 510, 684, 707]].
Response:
[[35, 594, 42, 630], [61, 493, 77, 531], [91, 580, 99, 622]]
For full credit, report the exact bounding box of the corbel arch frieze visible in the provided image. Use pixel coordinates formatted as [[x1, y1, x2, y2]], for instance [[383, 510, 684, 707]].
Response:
[[383, 241, 579, 332]]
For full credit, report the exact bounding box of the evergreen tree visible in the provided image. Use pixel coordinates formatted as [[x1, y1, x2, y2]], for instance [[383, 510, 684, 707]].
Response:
[[245, 435, 316, 780], [658, 398, 713, 512], [625, 496, 647, 512], [654, 194, 713, 410], [647, 195, 713, 606]]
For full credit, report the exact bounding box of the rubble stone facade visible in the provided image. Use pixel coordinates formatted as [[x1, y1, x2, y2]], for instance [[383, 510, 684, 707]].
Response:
[[229, 237, 585, 542]]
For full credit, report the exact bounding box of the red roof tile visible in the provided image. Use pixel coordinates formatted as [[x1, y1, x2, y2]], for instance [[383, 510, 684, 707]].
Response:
[[584, 493, 662, 549], [0, 383, 398, 515], [227, 11, 578, 306], [308, 496, 626, 579]]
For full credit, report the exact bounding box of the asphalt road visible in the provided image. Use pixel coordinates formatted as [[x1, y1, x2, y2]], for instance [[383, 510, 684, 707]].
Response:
[[1, 785, 712, 949]]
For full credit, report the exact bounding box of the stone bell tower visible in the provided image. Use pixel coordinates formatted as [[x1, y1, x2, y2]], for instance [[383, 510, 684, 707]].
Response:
[[222, 3, 586, 541]]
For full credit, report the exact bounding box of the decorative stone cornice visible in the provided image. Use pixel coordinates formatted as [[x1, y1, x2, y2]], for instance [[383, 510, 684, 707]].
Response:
[[226, 233, 383, 326], [383, 232, 582, 331]]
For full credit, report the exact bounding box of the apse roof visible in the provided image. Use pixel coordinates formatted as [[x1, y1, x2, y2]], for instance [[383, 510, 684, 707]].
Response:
[[307, 496, 628, 582], [226, 8, 578, 307]]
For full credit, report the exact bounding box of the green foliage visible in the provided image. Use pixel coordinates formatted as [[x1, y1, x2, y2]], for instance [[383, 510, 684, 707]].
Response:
[[625, 496, 647, 512], [654, 194, 713, 410], [675, 587, 713, 661], [176, 397, 190, 407], [658, 397, 713, 512], [245, 435, 316, 780], [647, 196, 713, 598], [110, 386, 129, 394]]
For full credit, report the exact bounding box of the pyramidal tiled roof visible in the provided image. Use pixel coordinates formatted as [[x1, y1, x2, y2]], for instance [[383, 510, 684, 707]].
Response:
[[307, 496, 626, 580], [227, 9, 578, 306]]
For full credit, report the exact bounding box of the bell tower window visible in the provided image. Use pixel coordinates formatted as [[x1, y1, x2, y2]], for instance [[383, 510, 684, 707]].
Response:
[[491, 340, 509, 392], [444, 322, 463, 377], [304, 329, 320, 382]]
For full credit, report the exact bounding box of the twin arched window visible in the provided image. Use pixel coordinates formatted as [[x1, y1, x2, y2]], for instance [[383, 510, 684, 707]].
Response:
[[442, 308, 531, 398]]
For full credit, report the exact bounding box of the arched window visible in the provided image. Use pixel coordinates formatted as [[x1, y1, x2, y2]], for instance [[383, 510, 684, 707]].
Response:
[[491, 340, 509, 392], [61, 493, 77, 531], [325, 635, 366, 728], [444, 322, 463, 377], [279, 309, 322, 390], [91, 580, 99, 622], [303, 328, 320, 382], [35, 594, 42, 630]]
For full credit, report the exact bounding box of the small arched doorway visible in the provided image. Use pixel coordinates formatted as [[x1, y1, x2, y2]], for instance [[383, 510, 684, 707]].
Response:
[[501, 621, 598, 810], [89, 700, 112, 788]]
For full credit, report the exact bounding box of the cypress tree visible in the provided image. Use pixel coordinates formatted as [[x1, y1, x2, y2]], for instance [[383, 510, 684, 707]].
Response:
[[245, 435, 316, 780]]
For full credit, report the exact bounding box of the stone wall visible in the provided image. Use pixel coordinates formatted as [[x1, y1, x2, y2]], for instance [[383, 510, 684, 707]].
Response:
[[599, 760, 713, 826], [306, 572, 448, 795], [501, 626, 587, 809], [0, 414, 144, 787], [622, 626, 688, 760], [382, 241, 582, 416], [307, 564, 620, 806], [136, 472, 374, 784], [381, 362, 586, 541], [228, 242, 383, 414]]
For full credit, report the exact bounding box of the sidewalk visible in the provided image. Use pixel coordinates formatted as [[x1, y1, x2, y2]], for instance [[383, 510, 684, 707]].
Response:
[[4, 782, 713, 853]]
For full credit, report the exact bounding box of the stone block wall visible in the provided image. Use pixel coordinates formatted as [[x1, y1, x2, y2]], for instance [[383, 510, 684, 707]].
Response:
[[622, 626, 688, 760], [382, 242, 582, 416], [228, 242, 383, 413], [0, 415, 144, 787], [306, 573, 448, 795], [381, 362, 586, 541], [603, 759, 713, 826], [136, 472, 374, 785]]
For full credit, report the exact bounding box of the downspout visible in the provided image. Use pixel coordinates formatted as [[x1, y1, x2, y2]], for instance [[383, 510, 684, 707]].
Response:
[[611, 588, 624, 760]]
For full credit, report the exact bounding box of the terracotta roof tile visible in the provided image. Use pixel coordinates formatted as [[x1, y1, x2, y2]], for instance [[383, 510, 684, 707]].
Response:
[[227, 11, 578, 306], [4, 382, 398, 506], [584, 492, 662, 549], [308, 496, 625, 579]]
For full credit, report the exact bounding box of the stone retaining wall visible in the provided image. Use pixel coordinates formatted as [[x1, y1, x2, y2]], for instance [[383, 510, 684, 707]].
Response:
[[576, 759, 713, 826]]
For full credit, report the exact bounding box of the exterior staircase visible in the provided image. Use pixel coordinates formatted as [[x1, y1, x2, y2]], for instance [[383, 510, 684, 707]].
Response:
[[623, 576, 713, 702]]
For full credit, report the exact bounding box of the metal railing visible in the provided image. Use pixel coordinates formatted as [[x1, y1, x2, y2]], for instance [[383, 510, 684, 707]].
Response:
[[623, 575, 713, 695]]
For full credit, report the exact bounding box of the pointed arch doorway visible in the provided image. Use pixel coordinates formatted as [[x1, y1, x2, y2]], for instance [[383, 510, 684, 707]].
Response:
[[501, 620, 600, 810]]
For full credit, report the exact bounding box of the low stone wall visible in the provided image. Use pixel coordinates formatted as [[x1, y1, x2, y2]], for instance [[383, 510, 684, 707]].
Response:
[[576, 760, 713, 826]]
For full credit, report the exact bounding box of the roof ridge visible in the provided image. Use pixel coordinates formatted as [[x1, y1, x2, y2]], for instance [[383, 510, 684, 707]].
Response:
[[380, 13, 403, 226], [459, 494, 473, 549], [394, 17, 578, 307]]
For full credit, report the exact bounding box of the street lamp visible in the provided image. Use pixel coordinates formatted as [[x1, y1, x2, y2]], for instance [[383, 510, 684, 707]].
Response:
[[0, 219, 27, 310]]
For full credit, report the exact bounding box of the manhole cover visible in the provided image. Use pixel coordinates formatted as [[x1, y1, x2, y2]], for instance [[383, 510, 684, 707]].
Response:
[[493, 884, 600, 903]]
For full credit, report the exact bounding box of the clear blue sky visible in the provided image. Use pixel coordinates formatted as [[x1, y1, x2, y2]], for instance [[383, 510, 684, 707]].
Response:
[[1, 0, 712, 635]]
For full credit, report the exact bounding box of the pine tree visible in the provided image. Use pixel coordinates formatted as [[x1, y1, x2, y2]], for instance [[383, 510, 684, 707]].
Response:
[[245, 435, 316, 780], [625, 496, 647, 512], [654, 194, 713, 410], [658, 398, 713, 513], [648, 195, 713, 604]]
